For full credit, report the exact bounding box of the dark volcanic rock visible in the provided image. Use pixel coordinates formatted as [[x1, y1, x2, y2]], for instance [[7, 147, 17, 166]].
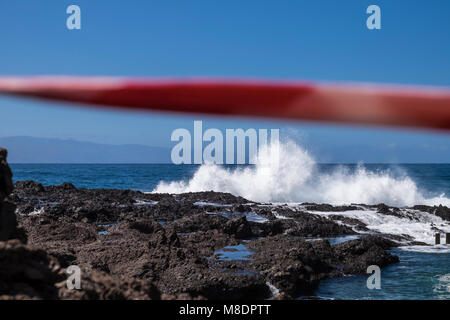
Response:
[[248, 235, 334, 296], [19, 215, 98, 267], [328, 215, 370, 232], [247, 235, 399, 296], [13, 180, 45, 196], [0, 239, 160, 300], [0, 148, 14, 198], [24, 217, 97, 244], [333, 236, 399, 274], [250, 210, 356, 238], [7, 172, 409, 300], [0, 146, 161, 300], [303, 203, 359, 212], [0, 148, 26, 243], [183, 230, 238, 257], [171, 214, 254, 240], [413, 205, 450, 222], [0, 240, 62, 299], [175, 191, 250, 205], [58, 269, 160, 300], [433, 205, 450, 221], [376, 203, 390, 214], [223, 217, 253, 239], [287, 216, 356, 237], [0, 200, 20, 242], [159, 264, 270, 300], [170, 213, 229, 233], [376, 203, 403, 218], [249, 220, 285, 237], [12, 182, 222, 224]]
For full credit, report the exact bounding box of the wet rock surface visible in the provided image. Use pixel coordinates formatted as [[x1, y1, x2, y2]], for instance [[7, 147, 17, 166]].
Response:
[[5, 147, 445, 299], [6, 180, 407, 300], [332, 236, 400, 274], [413, 205, 450, 222], [0, 150, 160, 300]]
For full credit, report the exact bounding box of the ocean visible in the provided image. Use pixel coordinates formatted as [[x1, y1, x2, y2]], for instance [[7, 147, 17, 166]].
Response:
[[9, 162, 450, 300], [10, 163, 450, 206]]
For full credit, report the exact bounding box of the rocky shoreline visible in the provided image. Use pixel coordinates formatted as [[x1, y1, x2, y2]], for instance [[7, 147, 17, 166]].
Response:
[[1, 148, 449, 300]]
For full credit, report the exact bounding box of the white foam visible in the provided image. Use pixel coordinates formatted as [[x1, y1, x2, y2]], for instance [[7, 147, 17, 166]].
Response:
[[310, 209, 450, 246], [274, 213, 290, 220], [243, 212, 269, 223], [400, 245, 450, 254], [28, 207, 44, 216], [133, 200, 158, 206], [193, 201, 232, 207], [153, 140, 450, 207], [433, 273, 450, 298], [266, 282, 280, 297]]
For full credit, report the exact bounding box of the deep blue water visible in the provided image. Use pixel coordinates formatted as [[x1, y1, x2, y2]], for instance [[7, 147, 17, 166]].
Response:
[[315, 249, 450, 300], [9, 163, 450, 197], [10, 163, 197, 191]]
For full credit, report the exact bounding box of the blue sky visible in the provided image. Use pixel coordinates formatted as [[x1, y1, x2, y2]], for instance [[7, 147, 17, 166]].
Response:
[[0, 0, 449, 162]]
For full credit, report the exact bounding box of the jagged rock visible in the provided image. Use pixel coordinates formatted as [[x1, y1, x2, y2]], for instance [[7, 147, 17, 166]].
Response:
[[0, 200, 19, 241], [175, 191, 250, 205], [58, 269, 160, 300], [248, 235, 334, 295], [223, 217, 253, 239], [13, 180, 45, 196], [9, 176, 411, 300], [0, 239, 161, 300], [158, 263, 270, 300], [0, 148, 25, 243], [0, 240, 62, 299], [328, 215, 369, 232], [248, 235, 399, 296], [0, 148, 13, 198], [413, 204, 450, 221], [332, 236, 399, 274], [303, 203, 359, 212], [161, 293, 206, 300], [170, 213, 229, 233], [249, 220, 285, 237]]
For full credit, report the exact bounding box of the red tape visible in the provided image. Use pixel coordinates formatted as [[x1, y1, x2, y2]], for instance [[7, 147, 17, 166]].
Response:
[[0, 76, 449, 131]]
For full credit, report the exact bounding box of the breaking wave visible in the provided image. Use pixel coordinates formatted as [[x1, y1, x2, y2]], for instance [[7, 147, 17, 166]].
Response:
[[153, 140, 450, 207]]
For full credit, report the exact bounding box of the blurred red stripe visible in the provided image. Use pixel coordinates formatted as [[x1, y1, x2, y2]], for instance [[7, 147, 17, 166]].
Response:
[[0, 76, 449, 131]]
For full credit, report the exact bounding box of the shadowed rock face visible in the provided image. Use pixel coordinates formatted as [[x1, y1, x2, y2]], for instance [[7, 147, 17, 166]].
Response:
[[0, 148, 15, 240], [332, 236, 400, 274], [0, 149, 13, 196], [0, 239, 161, 300], [0, 148, 25, 243], [0, 240, 62, 299], [0, 149, 61, 299]]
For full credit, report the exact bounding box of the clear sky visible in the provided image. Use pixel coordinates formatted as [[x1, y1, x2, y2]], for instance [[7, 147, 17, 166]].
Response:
[[0, 0, 449, 162]]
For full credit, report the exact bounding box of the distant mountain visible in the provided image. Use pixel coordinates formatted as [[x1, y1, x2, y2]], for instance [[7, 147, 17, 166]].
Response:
[[0, 136, 171, 163]]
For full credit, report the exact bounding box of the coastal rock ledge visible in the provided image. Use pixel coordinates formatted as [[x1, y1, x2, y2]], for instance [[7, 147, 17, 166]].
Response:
[[0, 148, 160, 300], [2, 146, 435, 300]]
